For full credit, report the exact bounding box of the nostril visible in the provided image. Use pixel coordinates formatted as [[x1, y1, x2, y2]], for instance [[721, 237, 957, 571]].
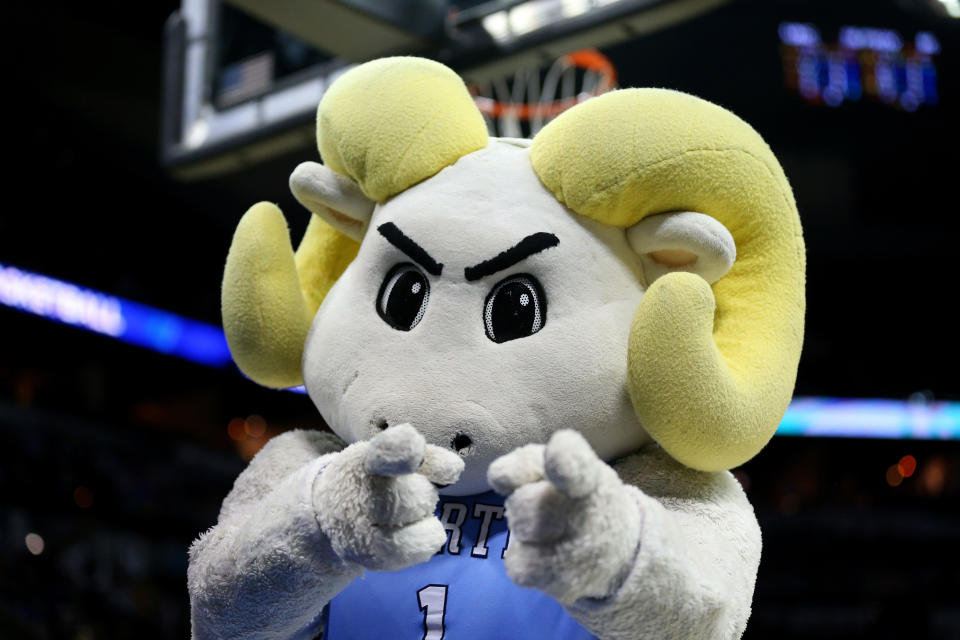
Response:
[[451, 432, 473, 455], [374, 418, 389, 431]]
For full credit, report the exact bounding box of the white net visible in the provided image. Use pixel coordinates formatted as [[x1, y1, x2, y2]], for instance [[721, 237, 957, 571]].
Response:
[[471, 50, 618, 138]]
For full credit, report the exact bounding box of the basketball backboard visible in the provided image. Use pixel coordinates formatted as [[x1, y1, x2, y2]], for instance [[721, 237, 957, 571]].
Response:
[[161, 0, 728, 178]]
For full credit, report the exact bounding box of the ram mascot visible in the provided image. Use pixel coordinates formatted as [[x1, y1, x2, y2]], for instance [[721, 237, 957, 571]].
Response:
[[188, 57, 805, 640]]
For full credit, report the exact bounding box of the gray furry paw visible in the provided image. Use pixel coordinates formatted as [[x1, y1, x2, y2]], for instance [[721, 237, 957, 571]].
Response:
[[313, 423, 464, 572], [488, 430, 643, 604]]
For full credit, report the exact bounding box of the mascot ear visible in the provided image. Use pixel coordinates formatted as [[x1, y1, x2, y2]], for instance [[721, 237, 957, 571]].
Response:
[[627, 211, 736, 286], [290, 162, 374, 242]]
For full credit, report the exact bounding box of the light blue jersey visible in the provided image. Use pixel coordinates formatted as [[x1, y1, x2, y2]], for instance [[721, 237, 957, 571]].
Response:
[[324, 492, 598, 639]]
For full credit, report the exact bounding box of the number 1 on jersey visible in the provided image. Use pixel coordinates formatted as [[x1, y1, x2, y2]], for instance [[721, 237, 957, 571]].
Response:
[[417, 584, 448, 640]]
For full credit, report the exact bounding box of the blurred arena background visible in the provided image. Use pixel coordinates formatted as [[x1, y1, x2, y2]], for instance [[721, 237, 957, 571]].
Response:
[[2, 0, 959, 637]]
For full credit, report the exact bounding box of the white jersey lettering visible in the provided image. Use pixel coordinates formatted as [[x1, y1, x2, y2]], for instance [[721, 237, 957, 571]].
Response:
[[438, 502, 468, 554], [471, 503, 505, 558]]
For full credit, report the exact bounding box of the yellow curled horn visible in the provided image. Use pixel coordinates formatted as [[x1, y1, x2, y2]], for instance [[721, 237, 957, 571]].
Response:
[[222, 57, 488, 388], [222, 203, 359, 388], [317, 57, 489, 202], [531, 89, 805, 471]]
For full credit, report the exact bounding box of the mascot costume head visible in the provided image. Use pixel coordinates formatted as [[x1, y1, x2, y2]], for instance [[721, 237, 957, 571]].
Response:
[[223, 57, 804, 486]]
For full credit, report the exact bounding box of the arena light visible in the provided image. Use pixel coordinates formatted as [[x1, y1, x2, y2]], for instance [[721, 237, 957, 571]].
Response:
[[2, 262, 957, 438], [938, 0, 960, 18], [779, 397, 960, 440], [481, 0, 630, 44], [0, 263, 231, 368]]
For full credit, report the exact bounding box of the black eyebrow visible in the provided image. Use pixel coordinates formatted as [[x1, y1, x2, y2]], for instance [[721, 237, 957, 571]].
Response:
[[377, 223, 443, 276], [464, 232, 559, 282]]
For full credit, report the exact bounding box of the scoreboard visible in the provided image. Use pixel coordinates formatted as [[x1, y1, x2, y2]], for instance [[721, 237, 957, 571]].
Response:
[[779, 22, 940, 111]]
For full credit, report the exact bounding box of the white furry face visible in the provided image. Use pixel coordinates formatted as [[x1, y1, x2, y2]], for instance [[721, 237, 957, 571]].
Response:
[[303, 140, 652, 494]]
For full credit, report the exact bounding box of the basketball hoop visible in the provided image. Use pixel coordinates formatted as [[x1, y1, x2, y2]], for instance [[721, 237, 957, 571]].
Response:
[[471, 49, 618, 138]]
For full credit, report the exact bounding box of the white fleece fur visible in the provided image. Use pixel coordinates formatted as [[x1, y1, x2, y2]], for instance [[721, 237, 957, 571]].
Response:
[[314, 425, 463, 572], [494, 431, 643, 604], [189, 429, 759, 640], [493, 430, 761, 639], [188, 430, 353, 640]]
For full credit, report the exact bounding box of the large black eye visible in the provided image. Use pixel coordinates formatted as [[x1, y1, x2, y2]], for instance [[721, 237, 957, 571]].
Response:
[[484, 274, 546, 343], [377, 263, 430, 330]]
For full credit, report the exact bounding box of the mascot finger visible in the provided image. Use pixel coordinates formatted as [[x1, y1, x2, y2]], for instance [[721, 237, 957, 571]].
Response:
[[364, 423, 426, 476], [418, 444, 465, 487], [504, 481, 569, 543], [487, 443, 547, 495], [543, 430, 607, 498]]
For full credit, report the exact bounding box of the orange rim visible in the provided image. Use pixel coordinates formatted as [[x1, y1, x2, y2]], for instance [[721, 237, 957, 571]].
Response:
[[474, 49, 617, 120]]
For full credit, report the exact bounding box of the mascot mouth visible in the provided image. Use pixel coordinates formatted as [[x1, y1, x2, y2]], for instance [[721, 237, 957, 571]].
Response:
[[451, 432, 473, 456]]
